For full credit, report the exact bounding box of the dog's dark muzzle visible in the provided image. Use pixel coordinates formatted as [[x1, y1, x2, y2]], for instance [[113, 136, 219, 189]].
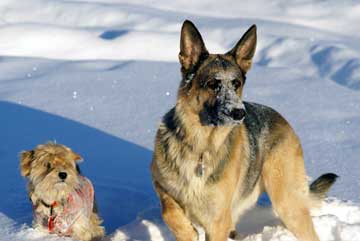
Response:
[[230, 108, 246, 121]]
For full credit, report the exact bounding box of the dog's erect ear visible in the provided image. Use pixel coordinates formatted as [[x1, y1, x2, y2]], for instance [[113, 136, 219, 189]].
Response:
[[179, 20, 208, 71], [20, 150, 34, 177], [227, 25, 257, 73]]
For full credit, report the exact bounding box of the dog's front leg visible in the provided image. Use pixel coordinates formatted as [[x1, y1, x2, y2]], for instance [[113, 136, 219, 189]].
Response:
[[154, 182, 198, 241], [204, 209, 232, 241]]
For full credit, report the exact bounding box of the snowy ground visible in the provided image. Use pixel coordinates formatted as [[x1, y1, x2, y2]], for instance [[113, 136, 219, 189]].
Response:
[[0, 0, 360, 240]]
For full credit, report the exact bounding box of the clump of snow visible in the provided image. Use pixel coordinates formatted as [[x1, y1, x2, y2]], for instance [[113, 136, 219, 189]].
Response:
[[241, 199, 360, 241], [216, 82, 245, 124], [0, 213, 73, 241]]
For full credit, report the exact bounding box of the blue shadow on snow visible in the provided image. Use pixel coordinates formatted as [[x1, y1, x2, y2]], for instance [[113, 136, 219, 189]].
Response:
[[0, 101, 155, 233], [99, 30, 129, 40]]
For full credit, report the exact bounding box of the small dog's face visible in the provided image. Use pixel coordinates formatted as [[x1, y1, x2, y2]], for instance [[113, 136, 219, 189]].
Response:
[[20, 143, 82, 203], [177, 20, 257, 126]]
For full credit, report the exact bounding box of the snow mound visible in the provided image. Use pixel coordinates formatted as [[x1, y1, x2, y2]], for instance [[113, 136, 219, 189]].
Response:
[[241, 199, 360, 241], [108, 199, 360, 241], [311, 45, 360, 90]]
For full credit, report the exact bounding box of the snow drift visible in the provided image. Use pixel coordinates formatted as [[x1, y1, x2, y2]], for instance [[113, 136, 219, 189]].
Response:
[[0, 0, 359, 240]]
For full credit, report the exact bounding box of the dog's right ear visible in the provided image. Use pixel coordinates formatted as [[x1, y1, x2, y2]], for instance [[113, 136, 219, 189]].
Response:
[[179, 20, 208, 72], [20, 150, 34, 177]]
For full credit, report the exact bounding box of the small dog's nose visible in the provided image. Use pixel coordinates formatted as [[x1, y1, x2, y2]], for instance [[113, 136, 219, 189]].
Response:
[[58, 172, 67, 180], [231, 108, 246, 121]]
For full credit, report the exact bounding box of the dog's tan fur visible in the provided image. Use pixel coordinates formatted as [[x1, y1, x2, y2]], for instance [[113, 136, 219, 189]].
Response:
[[151, 20, 336, 241], [20, 143, 104, 241]]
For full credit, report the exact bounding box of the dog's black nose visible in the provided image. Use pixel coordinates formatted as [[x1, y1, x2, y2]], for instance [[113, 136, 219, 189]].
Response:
[[58, 172, 67, 180], [231, 108, 246, 121]]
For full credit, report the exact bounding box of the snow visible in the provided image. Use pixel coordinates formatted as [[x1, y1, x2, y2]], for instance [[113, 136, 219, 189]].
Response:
[[0, 0, 359, 240]]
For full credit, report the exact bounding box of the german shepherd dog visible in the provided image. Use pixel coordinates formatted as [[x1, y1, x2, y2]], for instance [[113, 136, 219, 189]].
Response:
[[151, 20, 337, 241]]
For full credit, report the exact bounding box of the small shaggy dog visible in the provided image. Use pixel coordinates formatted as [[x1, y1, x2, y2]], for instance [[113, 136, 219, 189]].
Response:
[[20, 143, 104, 241]]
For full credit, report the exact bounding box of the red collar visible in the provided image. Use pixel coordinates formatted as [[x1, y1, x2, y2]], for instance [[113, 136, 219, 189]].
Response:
[[47, 201, 58, 232]]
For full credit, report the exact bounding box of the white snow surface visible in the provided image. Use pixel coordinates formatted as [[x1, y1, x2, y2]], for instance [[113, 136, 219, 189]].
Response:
[[0, 0, 360, 240]]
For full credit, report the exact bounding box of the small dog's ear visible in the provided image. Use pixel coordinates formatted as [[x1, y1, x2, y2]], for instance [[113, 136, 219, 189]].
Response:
[[20, 150, 34, 177], [227, 25, 257, 73], [72, 151, 83, 162], [179, 20, 208, 71]]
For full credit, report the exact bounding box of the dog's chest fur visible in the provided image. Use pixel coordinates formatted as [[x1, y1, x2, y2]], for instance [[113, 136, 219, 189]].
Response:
[[160, 145, 228, 220], [154, 109, 236, 221]]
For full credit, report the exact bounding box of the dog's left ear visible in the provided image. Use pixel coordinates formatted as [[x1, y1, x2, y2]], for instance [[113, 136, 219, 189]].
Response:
[[20, 150, 34, 177], [179, 20, 208, 72], [72, 151, 83, 162], [227, 25, 257, 73]]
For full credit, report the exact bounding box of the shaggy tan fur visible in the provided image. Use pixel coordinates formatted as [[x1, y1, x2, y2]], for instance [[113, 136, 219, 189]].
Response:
[[20, 143, 104, 241]]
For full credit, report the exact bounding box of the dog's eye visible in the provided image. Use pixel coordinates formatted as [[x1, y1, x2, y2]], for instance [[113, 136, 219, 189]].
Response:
[[46, 163, 52, 170], [207, 79, 221, 91], [232, 79, 242, 90]]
